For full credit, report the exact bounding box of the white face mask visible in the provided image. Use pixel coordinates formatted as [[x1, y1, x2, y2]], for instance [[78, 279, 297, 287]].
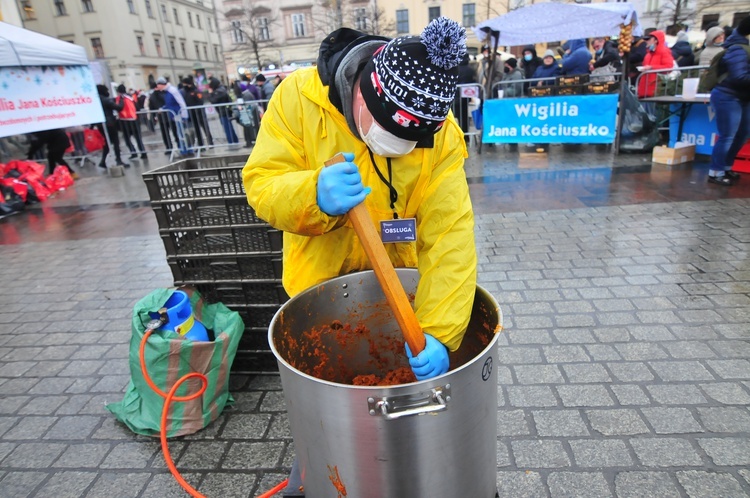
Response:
[[358, 104, 417, 157]]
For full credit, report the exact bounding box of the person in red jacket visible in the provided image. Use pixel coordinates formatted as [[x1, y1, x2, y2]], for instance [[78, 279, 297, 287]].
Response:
[[637, 30, 675, 98]]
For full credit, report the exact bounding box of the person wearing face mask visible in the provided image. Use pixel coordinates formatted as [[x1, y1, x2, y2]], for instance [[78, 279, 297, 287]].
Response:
[[637, 30, 674, 98], [589, 37, 622, 73], [520, 46, 542, 94], [242, 18, 476, 381], [501, 58, 525, 98]]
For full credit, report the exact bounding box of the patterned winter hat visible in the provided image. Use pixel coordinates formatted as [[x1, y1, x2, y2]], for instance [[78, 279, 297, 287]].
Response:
[[359, 17, 467, 141]]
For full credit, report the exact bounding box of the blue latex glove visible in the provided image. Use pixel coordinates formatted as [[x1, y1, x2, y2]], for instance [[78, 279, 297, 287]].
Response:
[[405, 334, 449, 381], [317, 152, 371, 216]]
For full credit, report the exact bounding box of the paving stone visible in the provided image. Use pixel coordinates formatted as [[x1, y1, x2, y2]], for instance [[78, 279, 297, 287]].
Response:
[[0, 471, 47, 498], [584, 344, 622, 361], [662, 341, 717, 359], [615, 343, 668, 361], [628, 325, 676, 342], [569, 439, 633, 468], [532, 410, 589, 437], [610, 385, 651, 406], [513, 365, 565, 385], [497, 410, 531, 436], [86, 472, 149, 498], [198, 472, 257, 498], [740, 470, 750, 487], [222, 441, 284, 469], [592, 328, 631, 343], [586, 409, 649, 436], [597, 312, 641, 326], [697, 407, 750, 433], [542, 345, 590, 363], [676, 470, 746, 498], [547, 472, 612, 498], [497, 442, 511, 468], [607, 362, 655, 382], [649, 361, 715, 382], [507, 386, 558, 407], [614, 471, 681, 498], [562, 364, 611, 383], [17, 396, 68, 416], [511, 440, 571, 468], [220, 413, 272, 440], [141, 472, 204, 498], [53, 443, 111, 468], [552, 329, 597, 344], [34, 471, 98, 498], [713, 324, 750, 339], [498, 347, 543, 365], [630, 438, 703, 467], [1, 442, 67, 468], [43, 415, 100, 440], [99, 442, 159, 469], [2, 416, 57, 440], [496, 471, 546, 498], [27, 378, 75, 395], [640, 407, 703, 434], [175, 441, 229, 470], [707, 340, 750, 359], [556, 385, 615, 407], [705, 359, 750, 380], [699, 383, 750, 405], [506, 330, 553, 344], [645, 385, 708, 405], [697, 438, 750, 466]]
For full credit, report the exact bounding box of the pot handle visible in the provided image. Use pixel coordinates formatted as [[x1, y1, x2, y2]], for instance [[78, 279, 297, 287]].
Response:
[[367, 385, 451, 420]]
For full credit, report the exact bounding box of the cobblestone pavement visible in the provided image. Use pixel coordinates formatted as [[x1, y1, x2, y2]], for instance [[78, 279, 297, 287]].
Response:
[[1, 153, 750, 496]]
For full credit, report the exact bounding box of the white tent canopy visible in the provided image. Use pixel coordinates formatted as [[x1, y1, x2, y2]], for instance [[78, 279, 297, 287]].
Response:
[[0, 21, 88, 67], [474, 3, 643, 47]]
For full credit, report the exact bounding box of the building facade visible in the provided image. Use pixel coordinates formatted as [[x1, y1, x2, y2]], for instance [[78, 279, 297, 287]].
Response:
[[16, 0, 226, 90], [639, 0, 749, 34]]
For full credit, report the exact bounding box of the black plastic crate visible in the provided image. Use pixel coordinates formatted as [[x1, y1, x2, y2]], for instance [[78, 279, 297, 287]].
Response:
[[556, 74, 589, 86], [161, 226, 282, 256], [231, 350, 278, 374], [153, 197, 265, 229], [169, 254, 283, 283], [233, 305, 281, 331], [199, 281, 289, 306]]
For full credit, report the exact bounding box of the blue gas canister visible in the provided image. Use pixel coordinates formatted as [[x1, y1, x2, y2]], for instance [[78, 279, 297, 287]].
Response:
[[156, 290, 209, 341]]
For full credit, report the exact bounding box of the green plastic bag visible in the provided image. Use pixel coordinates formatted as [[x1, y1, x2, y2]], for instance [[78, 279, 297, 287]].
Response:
[[107, 288, 244, 437]]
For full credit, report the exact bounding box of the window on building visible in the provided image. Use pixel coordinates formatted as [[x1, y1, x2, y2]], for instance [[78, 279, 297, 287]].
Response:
[[127, 0, 135, 14], [91, 37, 104, 58], [180, 40, 187, 58], [428, 6, 440, 22], [195, 42, 200, 59], [154, 38, 162, 57], [214, 45, 220, 61], [169, 39, 176, 57], [187, 11, 193, 27], [258, 17, 269, 40], [173, 8, 179, 24], [354, 8, 367, 31], [196, 14, 201, 29], [462, 3, 475, 27], [21, 1, 35, 20], [137, 35, 145, 55], [208, 16, 213, 31], [145, 0, 153, 17], [701, 13, 720, 31], [733, 12, 750, 27], [396, 9, 408, 34], [81, 0, 94, 12], [291, 13, 306, 37], [231, 20, 244, 43], [54, 0, 67, 16], [160, 4, 169, 21]]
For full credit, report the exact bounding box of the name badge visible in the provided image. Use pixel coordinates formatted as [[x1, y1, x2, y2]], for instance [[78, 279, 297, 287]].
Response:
[[380, 218, 416, 243]]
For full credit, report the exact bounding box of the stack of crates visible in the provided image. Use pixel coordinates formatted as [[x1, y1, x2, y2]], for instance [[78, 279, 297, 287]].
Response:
[[143, 154, 287, 373]]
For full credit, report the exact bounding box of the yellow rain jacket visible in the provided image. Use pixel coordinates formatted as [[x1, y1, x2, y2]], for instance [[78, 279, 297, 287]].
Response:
[[242, 67, 477, 351]]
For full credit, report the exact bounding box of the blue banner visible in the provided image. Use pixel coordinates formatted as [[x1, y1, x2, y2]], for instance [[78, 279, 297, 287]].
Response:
[[668, 103, 718, 155], [482, 94, 619, 144]]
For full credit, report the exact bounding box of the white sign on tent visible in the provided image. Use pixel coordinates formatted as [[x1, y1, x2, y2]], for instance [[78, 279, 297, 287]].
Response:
[[0, 21, 105, 138]]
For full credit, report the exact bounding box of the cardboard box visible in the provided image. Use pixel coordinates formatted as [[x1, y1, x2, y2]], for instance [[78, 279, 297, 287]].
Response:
[[652, 143, 696, 165]]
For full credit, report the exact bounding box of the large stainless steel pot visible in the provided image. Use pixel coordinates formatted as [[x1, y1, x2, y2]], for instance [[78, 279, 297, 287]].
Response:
[[269, 269, 502, 498]]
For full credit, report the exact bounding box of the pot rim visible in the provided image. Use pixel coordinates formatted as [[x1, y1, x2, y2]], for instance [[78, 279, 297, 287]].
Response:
[[268, 269, 503, 389]]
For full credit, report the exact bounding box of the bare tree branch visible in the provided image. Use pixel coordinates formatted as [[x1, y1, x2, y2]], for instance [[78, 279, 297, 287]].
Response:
[[222, 0, 281, 71]]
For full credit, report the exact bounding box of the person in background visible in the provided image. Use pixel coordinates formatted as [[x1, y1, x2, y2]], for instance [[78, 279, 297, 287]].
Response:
[[67, 125, 87, 157], [707, 16, 750, 186], [254, 74, 276, 104], [478, 45, 504, 98], [628, 35, 649, 85], [502, 57, 524, 98], [452, 52, 476, 134], [672, 31, 696, 67], [96, 84, 127, 168], [26, 128, 77, 179], [273, 74, 284, 89], [181, 76, 213, 150], [533, 49, 562, 86], [207, 77, 239, 147], [699, 26, 727, 66], [561, 39, 592, 75], [637, 30, 674, 98], [115, 84, 147, 160], [590, 37, 622, 72], [242, 18, 477, 381], [156, 77, 191, 156], [520, 45, 542, 94]]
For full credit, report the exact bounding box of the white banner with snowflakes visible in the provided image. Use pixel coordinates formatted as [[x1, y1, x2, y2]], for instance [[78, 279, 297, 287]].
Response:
[[0, 65, 104, 138]]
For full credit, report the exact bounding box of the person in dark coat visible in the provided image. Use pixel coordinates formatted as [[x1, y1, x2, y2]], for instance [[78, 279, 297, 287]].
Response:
[[532, 49, 562, 86], [671, 31, 695, 67], [181, 76, 213, 149], [452, 52, 477, 133], [562, 39, 592, 75], [628, 36, 649, 85], [590, 37, 622, 72], [26, 128, 76, 178], [207, 77, 239, 145], [96, 84, 126, 168], [707, 17, 750, 186], [520, 45, 542, 94]]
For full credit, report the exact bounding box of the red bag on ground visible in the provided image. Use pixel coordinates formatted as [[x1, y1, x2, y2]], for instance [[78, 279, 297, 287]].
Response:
[[21, 176, 52, 202], [46, 166, 74, 192], [84, 128, 105, 152], [0, 178, 29, 202], [0, 163, 6, 176], [6, 160, 46, 182]]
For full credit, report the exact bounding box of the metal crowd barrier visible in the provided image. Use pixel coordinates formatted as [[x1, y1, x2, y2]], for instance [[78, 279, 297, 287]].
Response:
[[453, 83, 484, 148], [490, 72, 625, 99], [634, 65, 708, 99]]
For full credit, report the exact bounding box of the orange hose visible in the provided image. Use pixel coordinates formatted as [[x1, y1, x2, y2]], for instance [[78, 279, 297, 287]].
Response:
[[140, 328, 290, 498]]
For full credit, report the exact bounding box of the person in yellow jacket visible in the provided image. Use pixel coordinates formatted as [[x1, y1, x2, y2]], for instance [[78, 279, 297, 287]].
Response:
[[242, 17, 477, 380]]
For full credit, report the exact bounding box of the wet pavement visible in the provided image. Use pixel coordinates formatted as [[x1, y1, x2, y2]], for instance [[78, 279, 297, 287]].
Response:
[[1, 143, 750, 497]]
